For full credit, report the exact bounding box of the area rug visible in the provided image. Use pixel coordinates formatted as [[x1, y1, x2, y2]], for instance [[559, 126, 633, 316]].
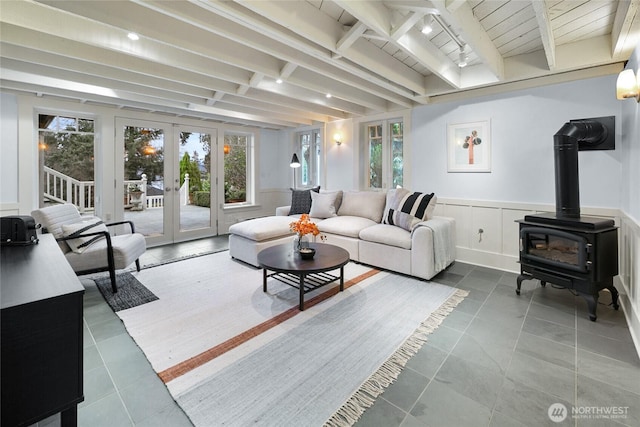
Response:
[[93, 271, 159, 312], [114, 251, 467, 426]]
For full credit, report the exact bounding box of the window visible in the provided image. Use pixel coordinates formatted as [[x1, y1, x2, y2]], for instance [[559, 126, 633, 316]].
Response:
[[38, 114, 96, 211], [364, 119, 403, 189], [297, 129, 321, 188], [223, 132, 253, 204]]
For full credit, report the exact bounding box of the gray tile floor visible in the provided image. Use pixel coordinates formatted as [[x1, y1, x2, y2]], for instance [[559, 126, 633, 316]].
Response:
[[40, 238, 639, 426]]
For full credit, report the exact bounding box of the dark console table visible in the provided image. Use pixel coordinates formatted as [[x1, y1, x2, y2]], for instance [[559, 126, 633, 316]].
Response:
[[1, 234, 85, 427]]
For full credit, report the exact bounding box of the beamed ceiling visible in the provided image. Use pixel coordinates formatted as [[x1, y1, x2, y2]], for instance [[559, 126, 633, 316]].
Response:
[[1, 0, 639, 130]]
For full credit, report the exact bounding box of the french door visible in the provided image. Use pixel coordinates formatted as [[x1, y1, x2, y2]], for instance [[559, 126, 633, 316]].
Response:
[[116, 118, 218, 246]]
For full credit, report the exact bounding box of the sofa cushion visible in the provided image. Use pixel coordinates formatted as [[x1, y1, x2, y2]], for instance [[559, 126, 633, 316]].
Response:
[[337, 191, 387, 223], [289, 186, 320, 215], [229, 216, 293, 242], [310, 190, 341, 219], [359, 224, 412, 250], [317, 216, 377, 238]]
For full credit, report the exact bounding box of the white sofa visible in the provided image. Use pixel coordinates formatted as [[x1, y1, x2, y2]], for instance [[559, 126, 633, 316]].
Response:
[[228, 189, 456, 280]]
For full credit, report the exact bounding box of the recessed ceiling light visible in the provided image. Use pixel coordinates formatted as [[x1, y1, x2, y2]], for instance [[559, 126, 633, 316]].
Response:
[[127, 32, 139, 41], [276, 78, 283, 84], [326, 93, 332, 98]]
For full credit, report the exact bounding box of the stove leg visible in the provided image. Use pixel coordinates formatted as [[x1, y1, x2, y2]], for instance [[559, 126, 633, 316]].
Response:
[[580, 292, 598, 322], [516, 274, 531, 295]]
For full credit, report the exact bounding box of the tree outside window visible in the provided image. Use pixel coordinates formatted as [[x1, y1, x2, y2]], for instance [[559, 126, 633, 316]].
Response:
[[297, 129, 321, 188], [365, 119, 403, 189], [39, 114, 95, 209], [224, 133, 248, 203]]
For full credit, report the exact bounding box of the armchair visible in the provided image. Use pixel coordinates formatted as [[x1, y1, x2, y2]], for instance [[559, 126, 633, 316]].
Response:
[[31, 204, 146, 293]]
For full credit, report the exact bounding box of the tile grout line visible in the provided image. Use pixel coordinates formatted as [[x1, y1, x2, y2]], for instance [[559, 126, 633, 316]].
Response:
[[82, 300, 136, 426], [398, 266, 480, 426]]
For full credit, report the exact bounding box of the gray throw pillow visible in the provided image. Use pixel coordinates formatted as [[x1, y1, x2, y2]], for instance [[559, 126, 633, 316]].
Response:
[[289, 186, 320, 215], [309, 190, 342, 219]]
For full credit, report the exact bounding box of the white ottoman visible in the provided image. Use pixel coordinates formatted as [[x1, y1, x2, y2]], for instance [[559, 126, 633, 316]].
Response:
[[228, 216, 294, 267]]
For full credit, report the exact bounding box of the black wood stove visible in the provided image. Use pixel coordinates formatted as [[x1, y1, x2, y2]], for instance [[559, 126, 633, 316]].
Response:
[[516, 117, 619, 321]]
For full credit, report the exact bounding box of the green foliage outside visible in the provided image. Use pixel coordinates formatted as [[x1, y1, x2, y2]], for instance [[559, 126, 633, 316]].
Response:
[[179, 152, 202, 193], [192, 191, 210, 207], [123, 127, 164, 182], [41, 119, 95, 182], [224, 135, 247, 203]]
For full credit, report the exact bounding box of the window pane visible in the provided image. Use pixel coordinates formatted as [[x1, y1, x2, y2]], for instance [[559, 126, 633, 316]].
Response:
[[301, 134, 311, 186], [224, 134, 247, 203], [368, 125, 382, 189], [39, 114, 95, 211], [391, 121, 403, 188], [314, 131, 321, 186]]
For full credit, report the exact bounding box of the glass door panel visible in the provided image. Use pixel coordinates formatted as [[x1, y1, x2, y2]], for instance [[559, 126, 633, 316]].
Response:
[[118, 119, 170, 246], [117, 119, 218, 246], [177, 127, 217, 239]]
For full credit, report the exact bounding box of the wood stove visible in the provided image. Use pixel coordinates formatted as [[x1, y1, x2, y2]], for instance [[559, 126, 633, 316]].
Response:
[[516, 117, 619, 321]]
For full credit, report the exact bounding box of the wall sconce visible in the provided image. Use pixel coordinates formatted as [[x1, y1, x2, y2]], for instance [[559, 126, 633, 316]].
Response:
[[334, 133, 343, 145], [616, 68, 640, 102]]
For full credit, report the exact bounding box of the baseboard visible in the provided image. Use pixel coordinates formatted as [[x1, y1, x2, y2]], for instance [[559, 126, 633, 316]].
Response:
[[454, 247, 519, 273]]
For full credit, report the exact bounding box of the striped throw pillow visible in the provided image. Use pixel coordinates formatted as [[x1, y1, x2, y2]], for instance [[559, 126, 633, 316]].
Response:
[[383, 189, 437, 231], [61, 220, 108, 253]]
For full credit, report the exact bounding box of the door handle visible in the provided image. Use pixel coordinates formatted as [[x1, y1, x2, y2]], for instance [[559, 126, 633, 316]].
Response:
[[165, 187, 171, 192], [175, 187, 180, 192]]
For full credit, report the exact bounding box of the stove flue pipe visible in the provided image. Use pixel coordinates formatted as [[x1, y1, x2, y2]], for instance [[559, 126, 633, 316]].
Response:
[[553, 120, 607, 218]]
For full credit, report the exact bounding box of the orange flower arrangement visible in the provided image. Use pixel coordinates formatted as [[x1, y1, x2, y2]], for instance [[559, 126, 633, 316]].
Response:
[[289, 214, 326, 241]]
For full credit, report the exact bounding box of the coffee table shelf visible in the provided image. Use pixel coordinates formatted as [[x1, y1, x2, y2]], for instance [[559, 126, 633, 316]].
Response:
[[258, 243, 350, 310]]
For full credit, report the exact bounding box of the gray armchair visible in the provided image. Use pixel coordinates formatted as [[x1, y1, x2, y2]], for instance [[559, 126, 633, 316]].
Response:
[[31, 204, 146, 293]]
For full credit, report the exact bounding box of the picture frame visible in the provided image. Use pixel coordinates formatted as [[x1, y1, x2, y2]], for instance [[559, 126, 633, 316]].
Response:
[[447, 120, 491, 172]]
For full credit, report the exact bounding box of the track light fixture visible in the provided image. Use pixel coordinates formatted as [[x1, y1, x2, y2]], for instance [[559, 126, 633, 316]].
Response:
[[421, 15, 433, 35], [458, 45, 468, 68]]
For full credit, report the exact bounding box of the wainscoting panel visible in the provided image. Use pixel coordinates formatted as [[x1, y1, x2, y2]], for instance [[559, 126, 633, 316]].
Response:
[[471, 206, 501, 254], [502, 208, 535, 257], [440, 204, 472, 250], [619, 212, 640, 357]]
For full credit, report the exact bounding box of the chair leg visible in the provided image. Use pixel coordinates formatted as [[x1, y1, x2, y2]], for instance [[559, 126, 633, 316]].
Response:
[[109, 266, 117, 293], [135, 259, 141, 272]]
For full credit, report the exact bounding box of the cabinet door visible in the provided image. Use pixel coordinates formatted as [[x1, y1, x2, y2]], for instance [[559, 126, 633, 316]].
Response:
[[1, 292, 83, 426]]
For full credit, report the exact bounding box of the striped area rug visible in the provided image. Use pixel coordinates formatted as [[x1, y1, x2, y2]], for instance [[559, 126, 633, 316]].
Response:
[[117, 251, 466, 426]]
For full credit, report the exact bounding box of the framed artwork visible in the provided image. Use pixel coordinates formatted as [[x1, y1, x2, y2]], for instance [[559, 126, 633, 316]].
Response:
[[447, 120, 491, 172]]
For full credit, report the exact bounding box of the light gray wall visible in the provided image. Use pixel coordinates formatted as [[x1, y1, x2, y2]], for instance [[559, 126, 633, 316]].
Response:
[[410, 75, 623, 210], [1, 93, 18, 205], [620, 46, 640, 222], [256, 129, 288, 190]]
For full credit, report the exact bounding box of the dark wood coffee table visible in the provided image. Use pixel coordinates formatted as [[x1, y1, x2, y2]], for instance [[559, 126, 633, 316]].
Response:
[[258, 243, 350, 310]]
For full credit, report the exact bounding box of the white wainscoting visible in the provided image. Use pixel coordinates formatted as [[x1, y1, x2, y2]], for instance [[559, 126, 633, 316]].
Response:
[[220, 188, 290, 233], [619, 211, 640, 357], [436, 197, 639, 357], [0, 203, 20, 217], [434, 198, 620, 273]]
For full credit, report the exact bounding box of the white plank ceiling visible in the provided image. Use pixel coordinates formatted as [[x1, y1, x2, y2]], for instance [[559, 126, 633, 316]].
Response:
[[1, 0, 638, 129]]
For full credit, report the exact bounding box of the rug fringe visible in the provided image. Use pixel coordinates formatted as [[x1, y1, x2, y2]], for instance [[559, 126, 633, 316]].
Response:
[[324, 288, 468, 427]]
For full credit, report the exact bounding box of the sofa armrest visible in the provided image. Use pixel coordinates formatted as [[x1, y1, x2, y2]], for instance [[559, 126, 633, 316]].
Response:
[[411, 216, 456, 279], [276, 206, 291, 216]]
